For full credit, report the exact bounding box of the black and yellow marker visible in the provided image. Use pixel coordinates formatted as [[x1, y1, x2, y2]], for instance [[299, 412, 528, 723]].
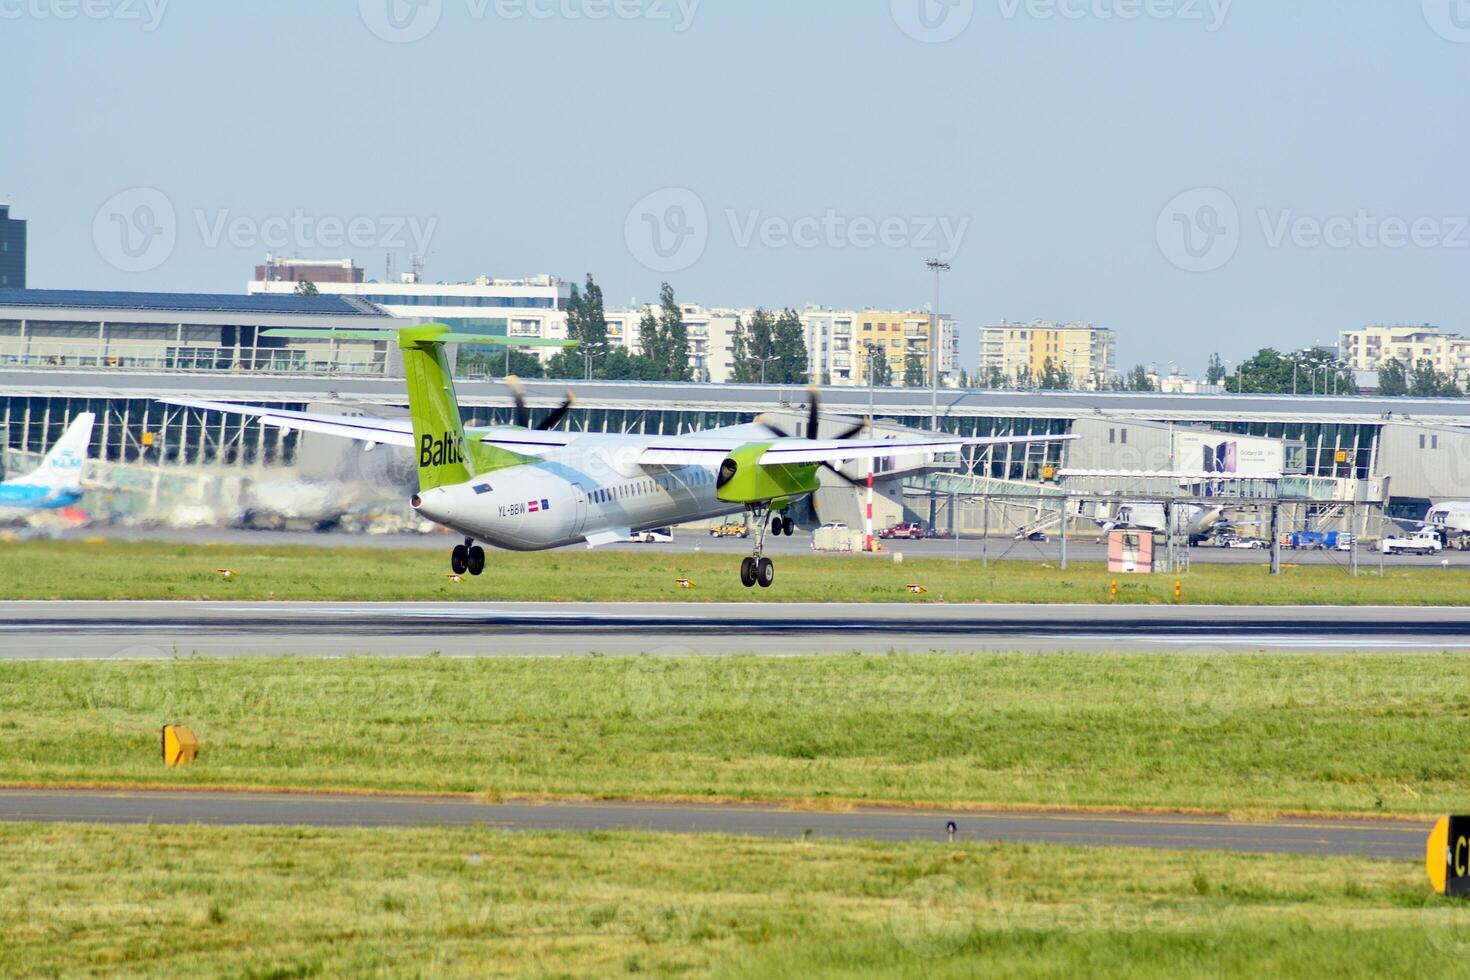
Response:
[[1427, 816, 1470, 898]]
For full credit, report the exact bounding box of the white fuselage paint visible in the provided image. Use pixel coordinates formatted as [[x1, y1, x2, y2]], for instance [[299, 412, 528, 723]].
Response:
[[1095, 502, 1225, 538], [1422, 502, 1470, 545], [413, 439, 744, 551]]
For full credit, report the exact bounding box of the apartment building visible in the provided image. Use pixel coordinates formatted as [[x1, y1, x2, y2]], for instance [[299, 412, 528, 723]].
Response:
[[979, 321, 1115, 389], [1339, 325, 1470, 385]]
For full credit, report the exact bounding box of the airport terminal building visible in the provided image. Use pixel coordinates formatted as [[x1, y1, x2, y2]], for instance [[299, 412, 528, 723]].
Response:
[[2, 287, 1468, 530]]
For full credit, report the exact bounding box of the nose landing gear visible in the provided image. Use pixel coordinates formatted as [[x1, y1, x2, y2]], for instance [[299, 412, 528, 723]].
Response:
[[738, 506, 780, 588], [451, 538, 486, 576]]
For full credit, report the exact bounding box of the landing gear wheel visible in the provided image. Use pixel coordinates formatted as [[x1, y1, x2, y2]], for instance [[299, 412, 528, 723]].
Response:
[[757, 556, 775, 588], [451, 544, 469, 575], [740, 556, 757, 588], [467, 545, 486, 576], [781, 515, 794, 536]]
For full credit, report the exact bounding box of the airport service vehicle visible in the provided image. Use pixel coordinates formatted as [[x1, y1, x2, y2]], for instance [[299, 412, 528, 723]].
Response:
[[1226, 537, 1267, 550], [629, 527, 673, 543], [708, 521, 749, 538], [0, 413, 94, 522], [1411, 502, 1470, 550], [171, 324, 1072, 588], [879, 522, 923, 540], [1282, 531, 1355, 551], [1380, 530, 1443, 556]]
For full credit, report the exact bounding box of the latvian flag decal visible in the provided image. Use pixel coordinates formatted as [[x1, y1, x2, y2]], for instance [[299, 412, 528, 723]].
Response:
[[528, 498, 550, 512]]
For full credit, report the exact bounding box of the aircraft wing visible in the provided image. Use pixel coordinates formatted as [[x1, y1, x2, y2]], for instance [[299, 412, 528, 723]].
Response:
[[165, 398, 417, 447], [638, 432, 1072, 467], [162, 399, 575, 454]]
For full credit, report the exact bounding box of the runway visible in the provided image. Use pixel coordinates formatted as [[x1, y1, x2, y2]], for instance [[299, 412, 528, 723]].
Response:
[[2, 601, 1469, 657], [0, 789, 1429, 860], [50, 525, 1470, 567]]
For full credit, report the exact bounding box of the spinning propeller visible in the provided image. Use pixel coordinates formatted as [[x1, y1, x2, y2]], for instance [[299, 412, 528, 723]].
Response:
[[759, 387, 870, 489], [505, 377, 575, 431]]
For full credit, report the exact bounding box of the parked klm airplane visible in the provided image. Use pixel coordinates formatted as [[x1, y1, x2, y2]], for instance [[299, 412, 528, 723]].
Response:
[[170, 324, 1071, 587], [0, 413, 95, 521]]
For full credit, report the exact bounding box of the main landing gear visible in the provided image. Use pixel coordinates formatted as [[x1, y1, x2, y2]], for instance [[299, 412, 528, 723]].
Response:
[[738, 506, 789, 588], [451, 538, 486, 576]]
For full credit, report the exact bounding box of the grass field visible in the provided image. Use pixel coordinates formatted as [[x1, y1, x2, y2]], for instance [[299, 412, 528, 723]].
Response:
[[2, 538, 1469, 603], [3, 654, 1468, 815], [2, 824, 1465, 978]]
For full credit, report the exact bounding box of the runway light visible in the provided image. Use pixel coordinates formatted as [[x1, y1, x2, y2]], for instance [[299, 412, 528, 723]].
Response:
[[446, 574, 464, 584], [906, 584, 927, 594], [216, 568, 237, 580], [161, 725, 199, 767], [1110, 579, 1118, 600], [1174, 580, 1183, 600], [676, 578, 696, 589]]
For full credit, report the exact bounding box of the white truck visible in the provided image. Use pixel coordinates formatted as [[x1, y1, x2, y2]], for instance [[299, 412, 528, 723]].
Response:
[[1380, 530, 1443, 555]]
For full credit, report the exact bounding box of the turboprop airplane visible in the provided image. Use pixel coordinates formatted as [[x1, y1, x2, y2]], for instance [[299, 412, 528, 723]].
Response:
[[169, 324, 1073, 587], [0, 413, 95, 521]]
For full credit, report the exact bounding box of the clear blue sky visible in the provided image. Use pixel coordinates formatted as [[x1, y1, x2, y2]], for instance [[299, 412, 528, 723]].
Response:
[[6, 1, 1468, 373]]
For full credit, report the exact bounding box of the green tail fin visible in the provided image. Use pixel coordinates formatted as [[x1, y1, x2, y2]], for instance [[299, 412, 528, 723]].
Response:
[[400, 329, 532, 491]]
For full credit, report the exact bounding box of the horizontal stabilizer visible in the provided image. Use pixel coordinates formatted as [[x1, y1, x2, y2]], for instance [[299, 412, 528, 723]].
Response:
[[259, 322, 577, 348]]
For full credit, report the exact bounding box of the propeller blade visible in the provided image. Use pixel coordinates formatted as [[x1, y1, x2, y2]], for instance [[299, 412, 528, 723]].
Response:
[[820, 461, 865, 488], [538, 392, 575, 431], [832, 417, 868, 441], [504, 376, 531, 428], [806, 386, 821, 441], [757, 415, 792, 439]]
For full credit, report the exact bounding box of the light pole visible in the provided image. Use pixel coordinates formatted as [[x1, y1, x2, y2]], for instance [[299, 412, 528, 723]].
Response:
[[581, 343, 609, 381], [926, 259, 950, 432], [865, 342, 879, 420], [863, 342, 880, 552], [758, 354, 781, 386]]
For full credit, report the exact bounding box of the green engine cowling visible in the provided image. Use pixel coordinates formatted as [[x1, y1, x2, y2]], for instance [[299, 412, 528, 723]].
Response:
[[715, 442, 821, 509]]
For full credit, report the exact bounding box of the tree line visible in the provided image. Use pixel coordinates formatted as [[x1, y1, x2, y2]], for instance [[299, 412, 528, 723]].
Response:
[[1213, 347, 1462, 397], [460, 274, 815, 384]]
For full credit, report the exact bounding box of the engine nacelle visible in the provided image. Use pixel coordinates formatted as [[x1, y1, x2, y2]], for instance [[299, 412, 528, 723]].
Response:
[[715, 442, 821, 505]]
